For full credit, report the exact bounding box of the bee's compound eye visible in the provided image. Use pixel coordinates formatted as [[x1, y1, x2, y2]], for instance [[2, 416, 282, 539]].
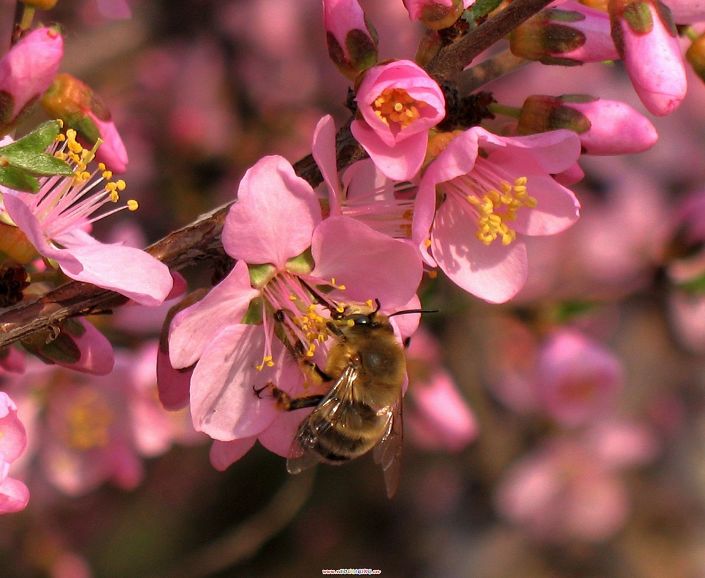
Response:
[[353, 315, 371, 326]]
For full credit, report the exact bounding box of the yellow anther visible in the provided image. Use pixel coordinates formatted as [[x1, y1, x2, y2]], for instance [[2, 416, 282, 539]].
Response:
[[424, 238, 432, 248], [116, 179, 126, 191], [127, 200, 139, 211], [372, 87, 427, 129]]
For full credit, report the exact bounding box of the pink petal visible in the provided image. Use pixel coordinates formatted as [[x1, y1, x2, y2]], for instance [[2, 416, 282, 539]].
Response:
[[312, 115, 342, 215], [190, 325, 280, 440], [223, 155, 321, 268], [169, 261, 258, 369], [156, 347, 192, 410], [311, 216, 423, 309], [259, 408, 311, 458], [57, 242, 173, 306], [511, 174, 581, 236], [58, 319, 115, 375], [0, 393, 26, 462], [0, 476, 29, 513], [351, 120, 426, 181], [210, 438, 257, 471], [431, 199, 528, 303]]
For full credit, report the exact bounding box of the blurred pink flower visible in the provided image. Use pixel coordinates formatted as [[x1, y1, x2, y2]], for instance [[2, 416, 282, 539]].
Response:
[[0, 392, 29, 514], [2, 130, 173, 306], [496, 438, 629, 542], [609, 0, 687, 115], [0, 27, 63, 131], [413, 127, 581, 303], [406, 329, 477, 452], [536, 329, 623, 427], [351, 60, 445, 180]]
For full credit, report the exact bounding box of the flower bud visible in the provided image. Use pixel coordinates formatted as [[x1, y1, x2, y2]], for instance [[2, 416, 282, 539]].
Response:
[[510, 0, 618, 65], [686, 33, 705, 83], [22, 0, 59, 9], [402, 0, 472, 30], [609, 0, 687, 115], [0, 27, 63, 132], [323, 0, 378, 80], [41, 73, 128, 172], [517, 94, 658, 154], [663, 0, 705, 23]]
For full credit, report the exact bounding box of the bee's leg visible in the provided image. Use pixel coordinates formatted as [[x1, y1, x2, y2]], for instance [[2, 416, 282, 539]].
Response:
[[253, 382, 324, 410]]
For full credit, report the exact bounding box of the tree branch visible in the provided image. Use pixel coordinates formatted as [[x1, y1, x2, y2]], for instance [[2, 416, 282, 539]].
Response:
[[0, 0, 550, 349]]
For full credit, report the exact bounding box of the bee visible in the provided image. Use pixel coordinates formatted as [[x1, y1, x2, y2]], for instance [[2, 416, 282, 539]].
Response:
[[261, 300, 426, 498]]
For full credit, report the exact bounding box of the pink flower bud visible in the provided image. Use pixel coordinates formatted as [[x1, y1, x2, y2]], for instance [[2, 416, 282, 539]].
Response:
[[41, 73, 128, 172], [402, 0, 472, 30], [323, 0, 378, 80], [0, 392, 29, 514], [664, 0, 705, 23], [511, 0, 618, 64], [351, 59, 445, 180], [518, 94, 658, 154], [0, 27, 63, 131], [609, 0, 687, 115]]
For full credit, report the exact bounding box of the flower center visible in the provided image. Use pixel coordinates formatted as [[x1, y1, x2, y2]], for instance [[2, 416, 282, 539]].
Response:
[[372, 88, 426, 129], [28, 127, 138, 241], [63, 389, 114, 451], [445, 157, 537, 246]]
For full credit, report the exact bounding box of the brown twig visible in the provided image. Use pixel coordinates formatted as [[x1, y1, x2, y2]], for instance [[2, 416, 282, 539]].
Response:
[[0, 0, 551, 349]]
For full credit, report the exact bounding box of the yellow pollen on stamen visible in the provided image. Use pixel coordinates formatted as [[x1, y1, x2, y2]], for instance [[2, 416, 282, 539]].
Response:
[[127, 200, 139, 211], [466, 176, 537, 246], [424, 238, 432, 248], [372, 87, 427, 128], [256, 355, 274, 371], [65, 389, 114, 451]]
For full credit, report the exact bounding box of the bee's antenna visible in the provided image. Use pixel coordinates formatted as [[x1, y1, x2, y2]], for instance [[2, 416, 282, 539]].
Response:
[[298, 278, 341, 317], [388, 308, 439, 318], [372, 298, 381, 315]]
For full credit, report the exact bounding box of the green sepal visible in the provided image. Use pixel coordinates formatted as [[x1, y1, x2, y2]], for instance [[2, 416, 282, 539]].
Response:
[[285, 248, 314, 275], [0, 120, 62, 155], [0, 120, 73, 180], [471, 0, 503, 20], [241, 296, 264, 325], [551, 300, 597, 323], [676, 273, 705, 294], [0, 165, 39, 192], [248, 263, 276, 288], [623, 1, 654, 35]]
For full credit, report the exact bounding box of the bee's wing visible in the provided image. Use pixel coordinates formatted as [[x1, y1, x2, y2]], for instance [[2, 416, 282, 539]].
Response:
[[286, 364, 358, 475], [373, 394, 403, 499]]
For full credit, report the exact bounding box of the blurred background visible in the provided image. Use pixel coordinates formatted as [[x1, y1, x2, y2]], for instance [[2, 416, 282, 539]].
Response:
[[3, 0, 705, 577]]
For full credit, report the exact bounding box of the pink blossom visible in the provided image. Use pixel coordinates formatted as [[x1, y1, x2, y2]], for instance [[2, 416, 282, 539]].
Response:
[[518, 94, 658, 155], [511, 0, 619, 64], [413, 127, 581, 303], [0, 392, 29, 514], [535, 329, 623, 427], [351, 60, 445, 180], [313, 114, 416, 238], [0, 27, 63, 131], [664, 0, 705, 23], [2, 130, 173, 306], [0, 347, 25, 374], [496, 439, 629, 542], [323, 0, 378, 79], [609, 0, 687, 116], [169, 153, 422, 443], [582, 419, 660, 469]]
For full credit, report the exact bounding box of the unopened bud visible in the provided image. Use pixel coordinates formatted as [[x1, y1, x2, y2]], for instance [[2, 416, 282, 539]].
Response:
[[323, 0, 378, 80], [0, 223, 37, 264], [0, 262, 29, 307], [402, 0, 471, 30], [0, 26, 63, 131], [609, 0, 686, 115], [510, 0, 618, 65], [686, 33, 705, 83], [41, 73, 128, 172], [518, 94, 658, 154]]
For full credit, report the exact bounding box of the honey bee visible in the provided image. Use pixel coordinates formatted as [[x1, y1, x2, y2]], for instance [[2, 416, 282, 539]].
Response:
[[263, 300, 425, 498]]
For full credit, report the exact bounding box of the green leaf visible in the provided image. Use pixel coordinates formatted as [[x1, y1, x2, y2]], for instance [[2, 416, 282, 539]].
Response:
[[3, 152, 72, 176], [0, 165, 39, 192], [677, 274, 705, 294], [0, 120, 62, 155]]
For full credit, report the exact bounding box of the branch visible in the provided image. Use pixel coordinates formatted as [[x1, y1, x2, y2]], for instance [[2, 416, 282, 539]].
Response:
[[0, 0, 550, 349]]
